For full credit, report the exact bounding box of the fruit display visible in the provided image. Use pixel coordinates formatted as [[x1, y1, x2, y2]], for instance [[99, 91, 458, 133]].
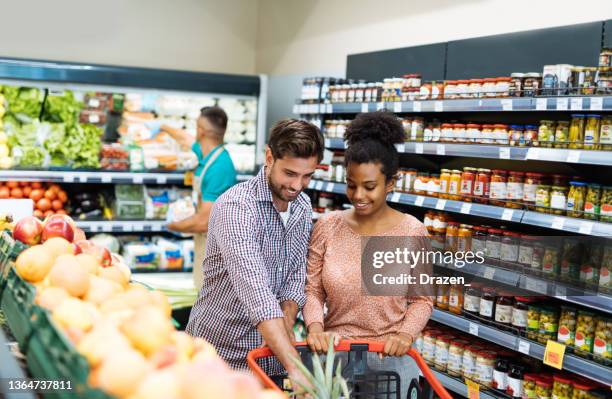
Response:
[[4, 216, 281, 399], [0, 181, 70, 219]]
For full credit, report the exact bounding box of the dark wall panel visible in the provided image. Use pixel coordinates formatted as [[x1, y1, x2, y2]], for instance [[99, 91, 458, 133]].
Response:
[[604, 19, 612, 48], [346, 43, 447, 82], [446, 22, 603, 79]]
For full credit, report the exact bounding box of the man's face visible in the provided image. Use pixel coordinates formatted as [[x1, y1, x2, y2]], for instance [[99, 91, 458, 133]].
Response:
[[265, 148, 318, 202], [196, 116, 216, 141]]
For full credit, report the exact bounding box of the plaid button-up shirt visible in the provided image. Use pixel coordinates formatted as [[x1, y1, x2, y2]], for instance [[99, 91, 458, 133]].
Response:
[[186, 167, 312, 372]]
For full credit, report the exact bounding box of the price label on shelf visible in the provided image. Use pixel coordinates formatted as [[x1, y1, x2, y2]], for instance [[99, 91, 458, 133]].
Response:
[[413, 101, 422, 112], [78, 175, 87, 183], [101, 174, 112, 183], [483, 267, 495, 280], [89, 224, 99, 233], [435, 199, 447, 210], [101, 224, 112, 232], [499, 147, 511, 159], [590, 97, 603, 111], [415, 196, 425, 207], [543, 340, 566, 370], [501, 99, 513, 111], [63, 173, 76, 183], [361, 103, 368, 113], [325, 182, 335, 192], [566, 150, 581, 163], [434, 101, 444, 112], [518, 340, 531, 355], [326, 103, 333, 114], [525, 277, 548, 294], [466, 379, 480, 399], [460, 203, 472, 214], [501, 209, 514, 221], [556, 97, 569, 111], [395, 143, 405, 152], [436, 144, 446, 156], [390, 192, 402, 203], [133, 175, 143, 184], [415, 143, 424, 154], [393, 102, 402, 113], [122, 224, 133, 232], [89, 114, 100, 124], [570, 97, 583, 110], [536, 98, 548, 110], [315, 181, 324, 191], [551, 217, 565, 230], [578, 221, 593, 235], [526, 147, 540, 160], [555, 285, 567, 300], [468, 322, 479, 336], [324, 138, 331, 147], [132, 223, 145, 232], [376, 102, 385, 111], [156, 176, 167, 184]]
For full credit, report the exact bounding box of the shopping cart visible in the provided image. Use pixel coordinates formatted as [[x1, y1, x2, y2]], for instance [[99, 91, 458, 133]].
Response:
[[247, 340, 453, 399]]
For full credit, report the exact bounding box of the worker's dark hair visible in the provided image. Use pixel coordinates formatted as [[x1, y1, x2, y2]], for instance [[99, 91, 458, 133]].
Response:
[[268, 119, 324, 162], [200, 106, 228, 135], [344, 111, 405, 182]]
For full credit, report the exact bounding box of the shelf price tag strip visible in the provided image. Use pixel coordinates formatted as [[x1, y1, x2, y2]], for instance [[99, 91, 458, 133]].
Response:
[[536, 98, 548, 111], [518, 340, 531, 355], [590, 97, 603, 111], [570, 97, 583, 110]]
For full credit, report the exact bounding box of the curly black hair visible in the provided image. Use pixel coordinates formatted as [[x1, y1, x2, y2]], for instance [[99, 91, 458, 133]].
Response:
[[344, 111, 405, 182]]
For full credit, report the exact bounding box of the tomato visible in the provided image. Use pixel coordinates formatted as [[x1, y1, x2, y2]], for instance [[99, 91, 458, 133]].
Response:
[[51, 200, 63, 211], [0, 187, 9, 199], [33, 210, 44, 219], [6, 181, 19, 189], [49, 184, 62, 193], [44, 190, 57, 201], [30, 189, 44, 202], [10, 188, 23, 198], [31, 182, 43, 189], [57, 190, 68, 203], [56, 209, 67, 215], [22, 186, 32, 197], [37, 198, 52, 212]]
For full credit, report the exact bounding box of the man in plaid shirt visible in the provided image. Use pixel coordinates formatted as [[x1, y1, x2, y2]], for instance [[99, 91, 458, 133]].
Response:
[[186, 119, 324, 381]]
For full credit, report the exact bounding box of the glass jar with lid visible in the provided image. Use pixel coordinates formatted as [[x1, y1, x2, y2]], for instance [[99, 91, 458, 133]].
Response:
[[473, 169, 492, 204], [523, 73, 542, 96], [448, 169, 462, 200], [463, 284, 482, 318], [441, 123, 454, 142], [524, 374, 539, 399], [535, 184, 552, 214], [584, 114, 601, 149], [445, 222, 460, 253], [537, 120, 556, 148], [448, 284, 465, 315], [512, 296, 534, 332], [434, 334, 453, 371], [510, 73, 525, 97], [490, 169, 508, 206], [413, 173, 429, 195], [509, 125, 524, 146], [537, 306, 560, 344], [571, 381, 598, 399], [444, 81, 457, 99], [471, 226, 488, 256], [557, 305, 578, 347], [496, 77, 512, 97], [422, 329, 439, 365], [527, 304, 542, 341], [479, 287, 496, 321], [531, 240, 545, 273], [438, 169, 451, 199], [483, 78, 497, 97], [552, 375, 573, 399], [518, 235, 537, 267], [507, 363, 526, 398], [494, 293, 514, 327], [542, 242, 561, 276], [601, 186, 612, 223], [523, 125, 538, 146], [364, 83, 374, 103], [481, 124, 495, 144], [506, 171, 525, 209], [424, 211, 435, 233], [569, 114, 586, 149], [476, 350, 497, 387], [524, 173, 545, 209], [501, 232, 521, 263], [432, 212, 448, 235], [460, 167, 477, 201], [453, 123, 467, 143], [432, 81, 445, 100], [436, 283, 450, 311], [469, 79, 483, 98], [486, 228, 503, 259], [457, 80, 471, 99], [567, 181, 587, 218], [404, 169, 417, 193], [554, 121, 570, 148], [466, 123, 481, 143], [427, 174, 441, 197], [593, 316, 611, 364], [347, 83, 358, 103], [447, 339, 468, 377], [493, 124, 510, 145], [410, 117, 425, 142], [583, 184, 601, 220], [457, 224, 473, 254], [575, 309, 596, 355], [462, 344, 484, 380], [493, 355, 510, 390], [550, 185, 569, 215], [536, 376, 553, 399], [600, 115, 612, 150]]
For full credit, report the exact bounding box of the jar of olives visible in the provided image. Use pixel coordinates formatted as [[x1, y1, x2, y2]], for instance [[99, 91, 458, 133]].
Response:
[[536, 376, 554, 399], [542, 244, 561, 277], [571, 381, 598, 399], [583, 184, 601, 220], [528, 304, 542, 340], [524, 374, 539, 399], [593, 316, 611, 364], [557, 306, 578, 346], [537, 120, 556, 148], [538, 306, 560, 344], [552, 374, 573, 399], [536, 184, 552, 214], [601, 186, 612, 223], [575, 310, 596, 355], [554, 121, 570, 148]]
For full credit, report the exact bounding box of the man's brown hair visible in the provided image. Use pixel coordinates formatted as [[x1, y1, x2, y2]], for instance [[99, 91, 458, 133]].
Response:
[[200, 106, 228, 136], [268, 119, 324, 162]]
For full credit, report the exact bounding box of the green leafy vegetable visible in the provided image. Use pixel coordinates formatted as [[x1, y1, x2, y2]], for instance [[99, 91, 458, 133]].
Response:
[[2, 86, 44, 122], [42, 91, 82, 125]]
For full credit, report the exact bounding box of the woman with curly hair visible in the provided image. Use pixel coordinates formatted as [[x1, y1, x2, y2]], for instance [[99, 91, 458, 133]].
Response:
[[303, 111, 433, 394]]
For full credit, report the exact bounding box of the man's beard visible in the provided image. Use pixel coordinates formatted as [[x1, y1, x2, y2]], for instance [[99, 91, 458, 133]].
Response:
[[268, 172, 298, 202]]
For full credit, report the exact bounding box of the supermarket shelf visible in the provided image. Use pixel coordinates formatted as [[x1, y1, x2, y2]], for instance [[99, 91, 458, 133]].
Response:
[[0, 170, 186, 184], [323, 138, 612, 167], [131, 272, 195, 291], [294, 96, 612, 115], [433, 261, 612, 313], [521, 211, 612, 238], [431, 370, 506, 399], [75, 220, 166, 233], [431, 309, 612, 386], [307, 179, 524, 223]]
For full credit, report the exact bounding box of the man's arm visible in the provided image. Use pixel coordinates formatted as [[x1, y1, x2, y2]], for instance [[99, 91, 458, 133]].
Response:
[[161, 124, 195, 150], [167, 201, 213, 234]]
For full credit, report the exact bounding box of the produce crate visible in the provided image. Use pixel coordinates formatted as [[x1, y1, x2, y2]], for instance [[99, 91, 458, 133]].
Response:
[[26, 307, 114, 399], [0, 230, 15, 276], [0, 266, 37, 347]]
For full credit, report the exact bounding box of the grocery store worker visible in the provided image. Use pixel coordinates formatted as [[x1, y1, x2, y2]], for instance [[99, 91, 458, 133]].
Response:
[[303, 111, 433, 398], [186, 119, 324, 382], [162, 106, 237, 290]]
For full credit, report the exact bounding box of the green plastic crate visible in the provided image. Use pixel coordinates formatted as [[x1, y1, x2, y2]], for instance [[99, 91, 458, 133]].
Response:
[[0, 266, 37, 347]]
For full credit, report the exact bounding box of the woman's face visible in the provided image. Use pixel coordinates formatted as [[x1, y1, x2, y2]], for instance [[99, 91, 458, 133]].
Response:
[[345, 162, 394, 216]]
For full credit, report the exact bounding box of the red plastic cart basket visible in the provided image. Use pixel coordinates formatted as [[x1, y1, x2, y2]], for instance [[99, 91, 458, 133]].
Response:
[[247, 340, 453, 399]]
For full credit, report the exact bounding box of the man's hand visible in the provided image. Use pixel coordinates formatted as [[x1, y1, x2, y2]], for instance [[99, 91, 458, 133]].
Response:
[[288, 368, 312, 398], [383, 332, 413, 357], [306, 322, 340, 353]]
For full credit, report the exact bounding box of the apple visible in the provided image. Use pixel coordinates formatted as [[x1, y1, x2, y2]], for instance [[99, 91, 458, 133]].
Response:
[[42, 217, 75, 243], [13, 216, 44, 245], [76, 240, 112, 268], [44, 213, 76, 229]]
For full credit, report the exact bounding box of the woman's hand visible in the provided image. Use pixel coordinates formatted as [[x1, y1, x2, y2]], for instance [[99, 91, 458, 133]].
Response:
[[383, 333, 413, 357], [306, 323, 340, 353]]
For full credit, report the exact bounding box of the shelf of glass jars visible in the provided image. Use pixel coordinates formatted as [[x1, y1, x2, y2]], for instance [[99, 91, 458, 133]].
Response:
[[75, 220, 166, 233], [430, 369, 507, 399], [306, 179, 612, 238], [293, 96, 612, 115], [433, 259, 612, 314], [430, 309, 612, 386], [323, 138, 612, 167]]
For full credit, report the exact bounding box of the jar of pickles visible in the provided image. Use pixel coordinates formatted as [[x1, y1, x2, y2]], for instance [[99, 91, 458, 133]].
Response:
[[439, 169, 451, 199], [569, 114, 586, 149], [536, 376, 553, 399], [583, 184, 601, 220], [490, 169, 508, 206], [538, 306, 559, 344], [536, 184, 552, 214], [524, 173, 545, 209], [537, 120, 556, 147], [584, 115, 601, 149], [551, 186, 569, 215], [448, 169, 462, 200], [476, 350, 496, 387], [566, 181, 587, 218], [557, 306, 578, 346], [593, 316, 611, 364], [554, 121, 570, 149], [575, 310, 596, 355], [542, 243, 561, 276], [600, 116, 612, 150], [552, 375, 573, 399], [474, 168, 491, 204], [506, 171, 525, 209], [601, 186, 612, 223], [528, 304, 542, 340]]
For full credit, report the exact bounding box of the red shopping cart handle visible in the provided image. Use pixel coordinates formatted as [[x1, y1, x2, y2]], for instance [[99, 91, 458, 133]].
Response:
[[247, 339, 453, 399]]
